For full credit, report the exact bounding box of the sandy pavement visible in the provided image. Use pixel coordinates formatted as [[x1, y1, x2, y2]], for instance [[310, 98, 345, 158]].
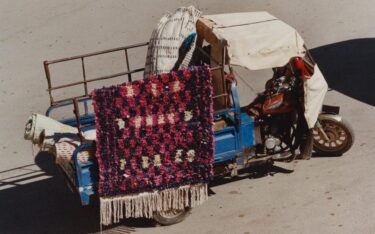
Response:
[[0, 1, 375, 233]]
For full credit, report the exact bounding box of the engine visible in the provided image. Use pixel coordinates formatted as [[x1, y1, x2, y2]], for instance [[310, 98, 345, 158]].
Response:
[[264, 135, 282, 153], [260, 113, 293, 155]]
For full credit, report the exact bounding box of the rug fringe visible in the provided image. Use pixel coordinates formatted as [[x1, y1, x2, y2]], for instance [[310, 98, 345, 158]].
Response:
[[100, 183, 208, 225]]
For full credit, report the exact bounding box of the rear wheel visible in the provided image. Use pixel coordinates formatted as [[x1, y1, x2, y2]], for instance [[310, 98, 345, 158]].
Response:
[[153, 208, 191, 225], [312, 118, 354, 155]]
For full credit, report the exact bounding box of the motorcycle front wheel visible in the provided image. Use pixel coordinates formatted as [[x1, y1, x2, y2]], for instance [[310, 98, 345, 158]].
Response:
[[312, 117, 354, 155]]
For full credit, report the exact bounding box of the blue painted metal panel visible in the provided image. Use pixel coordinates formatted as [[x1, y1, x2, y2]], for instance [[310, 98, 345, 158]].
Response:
[[212, 82, 243, 163], [214, 150, 238, 163], [240, 113, 255, 148], [214, 127, 237, 162], [61, 114, 95, 127], [73, 144, 98, 205]]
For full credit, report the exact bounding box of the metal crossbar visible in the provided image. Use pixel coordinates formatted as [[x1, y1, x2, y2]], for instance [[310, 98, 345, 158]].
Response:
[[44, 42, 149, 105]]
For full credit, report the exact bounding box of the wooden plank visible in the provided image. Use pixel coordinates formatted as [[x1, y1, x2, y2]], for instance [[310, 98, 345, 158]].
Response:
[[196, 18, 219, 45], [197, 17, 227, 110]]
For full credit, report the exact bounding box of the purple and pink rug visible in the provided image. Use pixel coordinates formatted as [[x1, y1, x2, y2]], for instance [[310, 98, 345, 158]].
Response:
[[91, 66, 214, 225]]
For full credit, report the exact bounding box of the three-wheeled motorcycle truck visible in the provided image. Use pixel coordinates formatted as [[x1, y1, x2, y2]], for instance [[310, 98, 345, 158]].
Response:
[[26, 11, 354, 225]]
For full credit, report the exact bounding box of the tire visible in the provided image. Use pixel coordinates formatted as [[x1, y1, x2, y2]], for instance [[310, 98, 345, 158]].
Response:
[[153, 208, 191, 225], [298, 129, 313, 160], [312, 118, 354, 155]]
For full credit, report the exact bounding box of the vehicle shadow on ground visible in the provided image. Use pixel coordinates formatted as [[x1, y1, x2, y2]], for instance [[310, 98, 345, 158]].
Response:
[[208, 163, 294, 191], [0, 151, 154, 234], [310, 38, 375, 106], [311, 152, 343, 158], [0, 152, 295, 233]]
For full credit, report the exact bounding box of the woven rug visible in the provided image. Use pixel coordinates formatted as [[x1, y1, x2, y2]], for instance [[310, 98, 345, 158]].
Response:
[[91, 66, 214, 225]]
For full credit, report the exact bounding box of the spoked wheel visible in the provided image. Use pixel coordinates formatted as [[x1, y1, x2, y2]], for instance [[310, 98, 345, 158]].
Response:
[[153, 208, 191, 225], [312, 118, 354, 155]]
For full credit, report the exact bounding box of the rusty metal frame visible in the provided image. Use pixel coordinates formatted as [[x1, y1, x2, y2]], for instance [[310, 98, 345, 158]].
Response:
[[44, 42, 149, 106], [44, 41, 230, 106], [43, 41, 232, 130]]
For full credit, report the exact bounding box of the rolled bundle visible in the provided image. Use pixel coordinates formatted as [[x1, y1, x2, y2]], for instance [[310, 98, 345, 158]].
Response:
[[24, 113, 78, 148]]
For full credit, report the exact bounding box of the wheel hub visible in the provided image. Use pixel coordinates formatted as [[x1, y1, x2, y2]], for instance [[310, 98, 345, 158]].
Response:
[[312, 120, 349, 151]]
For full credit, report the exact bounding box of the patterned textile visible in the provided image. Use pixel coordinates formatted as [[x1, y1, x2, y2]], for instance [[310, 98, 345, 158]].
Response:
[[91, 66, 214, 197], [144, 6, 202, 77], [54, 138, 95, 165]]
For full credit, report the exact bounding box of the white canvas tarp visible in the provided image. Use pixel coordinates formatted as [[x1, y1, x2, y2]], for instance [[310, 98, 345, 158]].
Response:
[[200, 12, 327, 127], [304, 65, 328, 128], [202, 12, 306, 70]]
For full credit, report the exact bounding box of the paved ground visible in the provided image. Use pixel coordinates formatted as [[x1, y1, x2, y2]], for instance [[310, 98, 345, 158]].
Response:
[[0, 1, 374, 233]]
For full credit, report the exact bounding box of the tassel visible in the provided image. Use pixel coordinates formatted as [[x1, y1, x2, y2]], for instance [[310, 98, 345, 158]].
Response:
[[100, 183, 208, 225]]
